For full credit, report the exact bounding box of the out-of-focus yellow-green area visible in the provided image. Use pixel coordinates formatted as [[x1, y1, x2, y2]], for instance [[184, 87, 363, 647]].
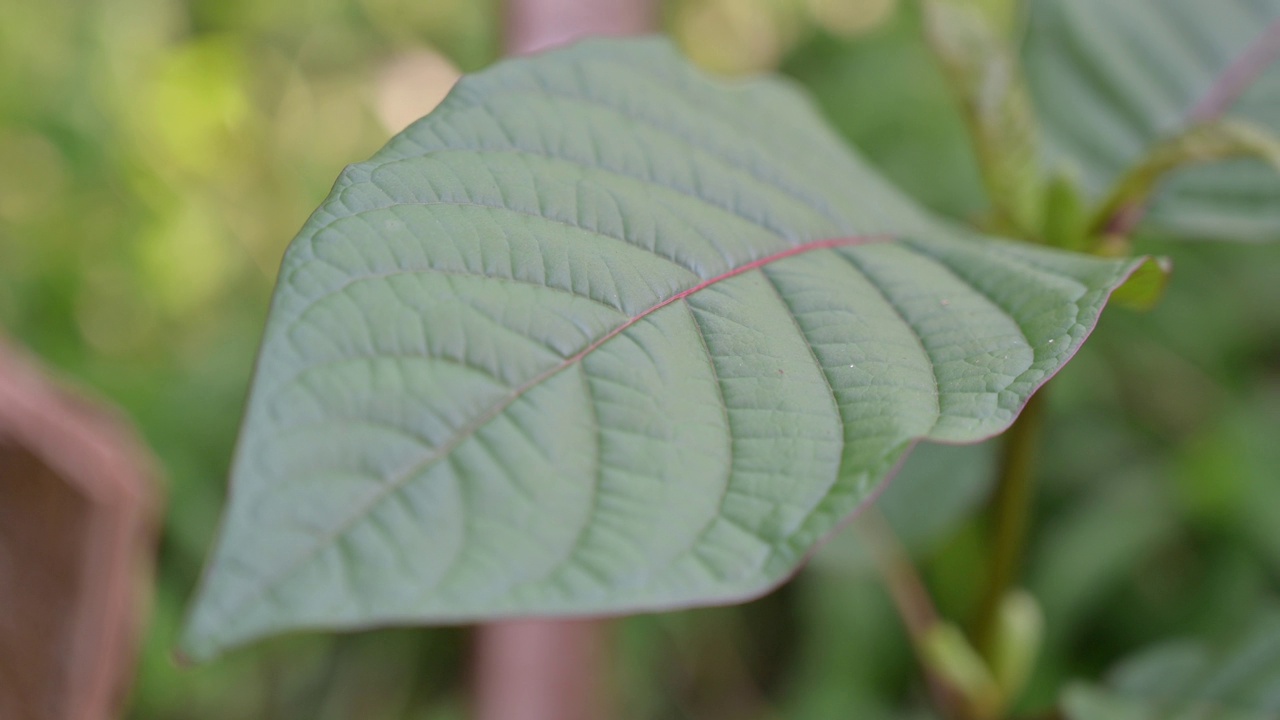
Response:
[[4, 0, 1280, 718]]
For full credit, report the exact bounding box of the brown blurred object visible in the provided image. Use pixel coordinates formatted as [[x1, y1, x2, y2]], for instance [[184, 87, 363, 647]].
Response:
[[504, 0, 657, 55], [0, 338, 161, 720]]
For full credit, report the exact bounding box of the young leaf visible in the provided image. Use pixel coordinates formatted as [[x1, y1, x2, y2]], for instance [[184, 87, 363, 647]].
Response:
[[180, 38, 1152, 661], [1025, 0, 1280, 241]]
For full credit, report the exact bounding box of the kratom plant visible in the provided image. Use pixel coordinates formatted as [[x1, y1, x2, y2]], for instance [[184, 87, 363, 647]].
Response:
[[181, 0, 1280, 717]]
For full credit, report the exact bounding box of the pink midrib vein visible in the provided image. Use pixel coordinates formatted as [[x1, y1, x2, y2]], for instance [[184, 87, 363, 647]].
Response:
[[563, 235, 891, 369], [1188, 16, 1280, 123], [425, 233, 891, 479], [208, 234, 890, 636]]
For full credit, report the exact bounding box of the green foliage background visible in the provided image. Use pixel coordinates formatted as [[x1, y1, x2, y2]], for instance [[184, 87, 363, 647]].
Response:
[[2, 0, 1278, 717]]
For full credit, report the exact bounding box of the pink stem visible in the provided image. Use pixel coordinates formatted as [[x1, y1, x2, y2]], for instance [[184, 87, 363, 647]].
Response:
[[505, 0, 658, 56], [471, 3, 658, 720], [473, 619, 613, 720]]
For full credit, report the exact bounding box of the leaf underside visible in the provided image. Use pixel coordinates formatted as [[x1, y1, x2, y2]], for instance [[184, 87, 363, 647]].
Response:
[[181, 38, 1149, 661], [1025, 0, 1280, 241]]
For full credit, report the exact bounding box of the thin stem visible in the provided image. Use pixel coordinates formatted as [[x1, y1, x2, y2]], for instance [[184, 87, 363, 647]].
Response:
[[972, 389, 1047, 658], [858, 509, 972, 720], [472, 619, 613, 720], [1089, 119, 1280, 248]]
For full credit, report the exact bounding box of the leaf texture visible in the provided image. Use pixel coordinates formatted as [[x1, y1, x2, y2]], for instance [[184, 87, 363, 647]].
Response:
[[181, 38, 1150, 660], [1025, 0, 1280, 241]]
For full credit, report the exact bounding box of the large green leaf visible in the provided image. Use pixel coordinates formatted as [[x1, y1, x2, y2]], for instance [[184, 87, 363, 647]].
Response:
[[1062, 610, 1280, 719], [180, 38, 1151, 661], [1025, 0, 1280, 241]]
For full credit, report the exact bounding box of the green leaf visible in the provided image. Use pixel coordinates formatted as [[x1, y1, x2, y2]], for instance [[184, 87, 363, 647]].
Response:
[[1061, 610, 1280, 719], [808, 440, 995, 578], [180, 38, 1151, 661], [1107, 255, 1171, 311], [1025, 0, 1280, 241], [1042, 169, 1090, 251]]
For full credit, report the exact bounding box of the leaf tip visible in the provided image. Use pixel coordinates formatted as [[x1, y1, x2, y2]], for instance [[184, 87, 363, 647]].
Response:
[[1110, 255, 1172, 312]]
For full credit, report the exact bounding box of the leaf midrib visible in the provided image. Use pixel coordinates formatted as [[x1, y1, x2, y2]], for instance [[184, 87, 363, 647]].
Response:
[[212, 233, 891, 632], [1188, 16, 1280, 122]]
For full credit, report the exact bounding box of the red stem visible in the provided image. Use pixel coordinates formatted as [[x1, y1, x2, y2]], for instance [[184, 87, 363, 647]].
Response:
[[473, 619, 613, 720], [471, 3, 660, 720]]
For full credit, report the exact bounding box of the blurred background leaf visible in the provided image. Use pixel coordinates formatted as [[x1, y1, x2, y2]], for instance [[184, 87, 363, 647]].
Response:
[[1024, 0, 1280, 242], [1061, 608, 1280, 720]]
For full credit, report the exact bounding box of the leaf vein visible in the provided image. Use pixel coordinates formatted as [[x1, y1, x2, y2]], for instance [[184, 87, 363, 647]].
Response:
[[208, 236, 886, 631]]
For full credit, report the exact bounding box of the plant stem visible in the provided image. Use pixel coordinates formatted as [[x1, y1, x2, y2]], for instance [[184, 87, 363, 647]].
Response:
[[918, 0, 1044, 238], [470, 4, 656, 719], [972, 389, 1047, 658], [505, 0, 657, 55], [858, 509, 972, 720], [472, 619, 614, 720]]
